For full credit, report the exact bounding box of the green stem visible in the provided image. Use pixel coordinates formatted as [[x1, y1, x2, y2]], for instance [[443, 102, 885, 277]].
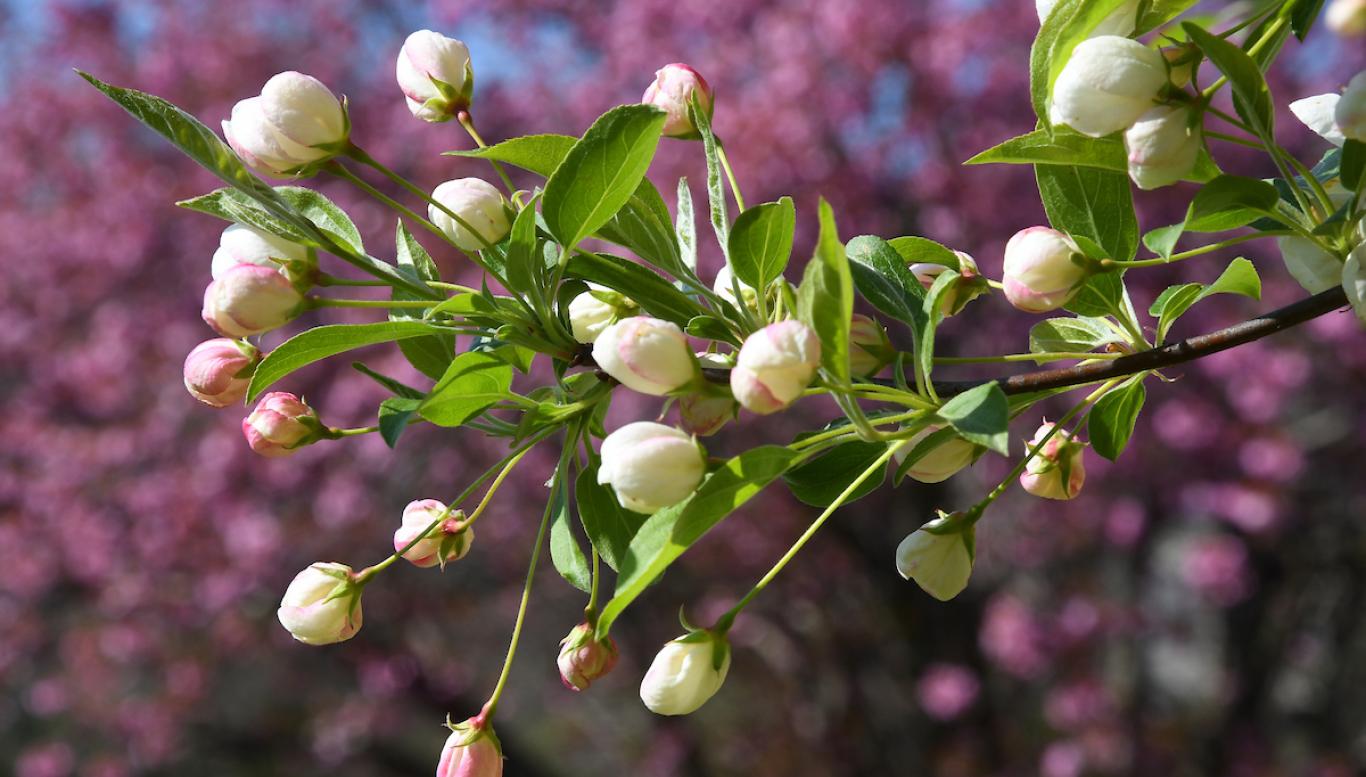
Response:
[[1108, 230, 1293, 268], [317, 274, 391, 287], [464, 438, 543, 527], [330, 425, 378, 437], [430, 281, 482, 294], [585, 547, 601, 623], [716, 143, 746, 212], [457, 111, 518, 195], [348, 144, 501, 254], [934, 351, 1122, 365], [1204, 130, 1264, 150], [311, 297, 438, 309]]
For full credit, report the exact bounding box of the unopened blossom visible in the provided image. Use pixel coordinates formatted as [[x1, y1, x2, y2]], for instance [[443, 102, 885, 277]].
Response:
[[201, 263, 304, 337], [894, 425, 978, 483], [557, 622, 619, 691], [1344, 244, 1366, 324], [1049, 36, 1168, 137], [429, 178, 511, 251], [1335, 71, 1366, 141], [640, 632, 730, 715], [911, 251, 987, 315], [593, 317, 697, 396], [1035, 0, 1139, 37], [848, 314, 891, 377], [210, 224, 311, 281], [598, 422, 706, 514], [1002, 227, 1088, 313], [276, 562, 363, 645], [1124, 105, 1202, 190], [1163, 45, 1197, 89], [1020, 422, 1087, 500], [436, 719, 503, 777], [896, 512, 975, 601], [242, 392, 320, 458], [731, 320, 821, 415], [393, 499, 473, 568], [223, 71, 348, 176], [1290, 93, 1346, 146], [1326, 0, 1366, 36], [642, 63, 714, 138], [713, 265, 758, 310], [182, 338, 260, 408], [679, 352, 736, 436], [1277, 236, 1342, 294], [396, 30, 472, 122], [568, 283, 636, 344]]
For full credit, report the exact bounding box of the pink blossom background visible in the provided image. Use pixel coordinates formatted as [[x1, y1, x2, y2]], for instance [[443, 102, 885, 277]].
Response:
[[2, 1, 1365, 775]]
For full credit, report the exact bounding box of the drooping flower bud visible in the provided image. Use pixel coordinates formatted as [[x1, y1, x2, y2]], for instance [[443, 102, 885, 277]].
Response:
[[1124, 105, 1202, 190], [568, 283, 637, 344], [1327, 0, 1366, 36], [557, 622, 620, 691], [713, 265, 759, 311], [223, 71, 349, 176], [242, 392, 322, 458], [201, 263, 305, 338], [642, 63, 714, 139], [597, 422, 707, 514], [211, 224, 311, 281], [679, 353, 737, 437], [896, 511, 975, 601], [1020, 422, 1087, 500], [639, 631, 731, 715], [1277, 236, 1343, 295], [393, 499, 473, 568], [1036, 0, 1140, 37], [730, 320, 821, 415], [593, 317, 698, 396], [894, 425, 978, 484], [1290, 93, 1346, 146], [849, 314, 892, 377], [396, 30, 473, 123], [1335, 71, 1366, 142], [1344, 244, 1366, 325], [911, 251, 989, 316], [1049, 36, 1168, 138], [276, 562, 363, 645], [1002, 227, 1088, 313], [436, 719, 503, 777], [183, 338, 260, 408], [429, 178, 511, 251]]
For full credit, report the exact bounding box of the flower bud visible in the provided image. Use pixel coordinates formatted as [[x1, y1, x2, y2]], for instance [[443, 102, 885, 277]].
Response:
[[1326, 0, 1366, 35], [912, 251, 988, 316], [849, 314, 892, 377], [1162, 46, 1197, 89], [1020, 422, 1087, 500], [201, 263, 305, 337], [1036, 0, 1139, 37], [393, 499, 473, 568], [1049, 36, 1168, 138], [223, 71, 348, 176], [593, 316, 697, 396], [893, 425, 978, 484], [568, 283, 637, 344], [642, 63, 714, 139], [436, 719, 503, 777], [597, 422, 707, 514], [1124, 105, 1202, 190], [276, 562, 363, 645], [183, 338, 260, 408], [429, 178, 511, 251], [557, 622, 620, 691], [896, 512, 975, 601], [242, 392, 321, 458], [396, 30, 473, 123], [679, 353, 736, 437], [1335, 71, 1366, 142], [211, 224, 311, 281], [1344, 244, 1366, 325], [730, 320, 821, 415], [1290, 93, 1346, 147], [1277, 236, 1343, 294], [713, 265, 759, 310], [1002, 227, 1088, 313], [639, 632, 731, 715]]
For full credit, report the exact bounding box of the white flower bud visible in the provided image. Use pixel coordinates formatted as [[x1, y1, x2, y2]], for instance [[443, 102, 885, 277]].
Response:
[[1326, 0, 1366, 36], [896, 513, 975, 602], [597, 422, 706, 514], [641, 63, 715, 139], [639, 632, 731, 715], [211, 224, 311, 281], [276, 562, 363, 645], [1344, 244, 1366, 325], [568, 283, 636, 344], [1277, 236, 1343, 295], [1020, 422, 1087, 500], [393, 500, 473, 568], [713, 265, 758, 310], [396, 30, 472, 123], [1124, 105, 1202, 190], [429, 178, 511, 251], [893, 425, 978, 484], [1335, 71, 1366, 142], [222, 72, 348, 176], [593, 317, 697, 396], [1049, 36, 1168, 138], [1036, 0, 1140, 37], [1002, 227, 1087, 313], [201, 263, 304, 337], [730, 320, 821, 415], [1290, 93, 1346, 147]]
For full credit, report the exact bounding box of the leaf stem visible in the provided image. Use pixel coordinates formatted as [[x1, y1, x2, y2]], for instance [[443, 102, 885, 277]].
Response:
[[1107, 230, 1293, 268], [310, 297, 438, 309], [934, 351, 1122, 364], [716, 142, 747, 212], [457, 111, 518, 195]]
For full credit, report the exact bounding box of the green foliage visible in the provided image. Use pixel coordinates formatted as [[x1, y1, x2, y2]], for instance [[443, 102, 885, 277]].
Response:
[[847, 236, 930, 335], [1088, 379, 1146, 461], [728, 198, 796, 290], [576, 463, 644, 572], [783, 441, 888, 507], [1029, 0, 1139, 125], [935, 383, 1010, 456], [692, 98, 731, 260], [418, 352, 514, 427], [564, 253, 709, 327], [1342, 141, 1365, 192], [248, 321, 449, 402], [1184, 24, 1275, 141], [797, 200, 854, 384], [445, 133, 575, 175], [549, 472, 592, 593], [1148, 257, 1261, 343], [1028, 316, 1126, 359], [1142, 175, 1281, 258], [1036, 164, 1138, 262], [393, 223, 454, 380]]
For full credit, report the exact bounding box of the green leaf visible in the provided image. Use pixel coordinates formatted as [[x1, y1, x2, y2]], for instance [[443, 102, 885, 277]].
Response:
[[1342, 140, 1365, 192], [1089, 380, 1146, 461], [797, 200, 854, 384], [1064, 271, 1125, 318], [444, 133, 576, 176], [676, 177, 698, 273], [576, 463, 643, 572], [549, 473, 592, 593], [178, 185, 364, 255], [543, 105, 667, 249], [1149, 257, 1261, 342], [692, 98, 731, 260], [1290, 0, 1327, 40], [1184, 23, 1274, 140], [564, 253, 709, 327], [728, 197, 796, 289], [1036, 164, 1138, 261], [1030, 0, 1139, 125], [1141, 175, 1280, 258], [1135, 0, 1202, 34], [935, 382, 1009, 456], [596, 446, 798, 637], [886, 236, 959, 267], [378, 397, 420, 448], [917, 269, 961, 390], [501, 197, 543, 299], [248, 321, 449, 402], [783, 442, 888, 507], [393, 223, 454, 381], [596, 178, 683, 275], [967, 128, 1128, 171], [1028, 316, 1125, 358], [848, 236, 930, 333], [418, 351, 513, 427]]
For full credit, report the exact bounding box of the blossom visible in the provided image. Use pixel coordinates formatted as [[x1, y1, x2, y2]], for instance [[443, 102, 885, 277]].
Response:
[[597, 422, 706, 514], [1020, 422, 1087, 500], [557, 622, 619, 691], [242, 392, 321, 458], [642, 63, 714, 138], [182, 338, 260, 408], [222, 71, 348, 175], [276, 562, 363, 645], [393, 499, 473, 568], [1049, 36, 1167, 138], [429, 178, 511, 251], [200, 263, 304, 337], [730, 320, 821, 414], [639, 632, 731, 715], [593, 317, 697, 396], [1124, 105, 1202, 190], [1002, 227, 1087, 313], [396, 30, 472, 122]]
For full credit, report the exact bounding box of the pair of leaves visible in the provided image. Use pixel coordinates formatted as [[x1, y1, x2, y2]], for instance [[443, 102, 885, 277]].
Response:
[[1148, 257, 1261, 343], [1142, 175, 1281, 258]]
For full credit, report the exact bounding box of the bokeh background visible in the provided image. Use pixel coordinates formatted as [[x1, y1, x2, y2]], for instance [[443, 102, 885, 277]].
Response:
[[3, 1, 1366, 775]]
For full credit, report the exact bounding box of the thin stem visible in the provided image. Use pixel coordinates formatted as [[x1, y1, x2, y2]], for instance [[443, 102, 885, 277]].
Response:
[[326, 162, 454, 247], [330, 425, 378, 437], [1108, 230, 1293, 268], [348, 144, 500, 253], [430, 281, 482, 294], [311, 297, 438, 309], [464, 440, 543, 527], [1277, 145, 1336, 217], [716, 143, 746, 212], [457, 111, 518, 194], [317, 274, 392, 287], [585, 548, 601, 622], [934, 351, 1122, 365], [1204, 130, 1265, 150]]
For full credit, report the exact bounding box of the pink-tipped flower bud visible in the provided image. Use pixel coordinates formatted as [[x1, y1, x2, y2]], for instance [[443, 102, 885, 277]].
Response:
[[242, 392, 322, 458], [1327, 0, 1366, 36], [211, 223, 311, 282], [183, 338, 260, 408], [436, 718, 503, 777], [393, 499, 473, 568], [429, 178, 511, 251], [911, 251, 988, 316], [1124, 105, 1202, 190], [849, 314, 892, 377], [276, 562, 363, 645], [642, 63, 715, 138], [557, 622, 620, 691], [201, 263, 304, 337], [731, 320, 821, 415], [593, 316, 698, 396], [894, 425, 978, 483], [679, 353, 737, 437], [1002, 227, 1088, 313], [598, 422, 707, 514], [396, 30, 473, 123], [222, 71, 349, 176], [1020, 421, 1087, 500]]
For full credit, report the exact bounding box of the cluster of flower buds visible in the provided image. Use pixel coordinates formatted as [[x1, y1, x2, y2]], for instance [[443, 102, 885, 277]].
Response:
[[397, 30, 474, 123], [429, 177, 512, 251], [1020, 422, 1087, 500], [911, 250, 989, 316], [557, 623, 619, 691], [242, 392, 325, 457], [642, 63, 715, 139], [896, 510, 976, 602], [597, 422, 707, 514], [276, 562, 364, 645], [394, 500, 474, 568], [223, 71, 349, 176], [1001, 226, 1089, 313], [731, 320, 821, 415], [640, 631, 731, 715]]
